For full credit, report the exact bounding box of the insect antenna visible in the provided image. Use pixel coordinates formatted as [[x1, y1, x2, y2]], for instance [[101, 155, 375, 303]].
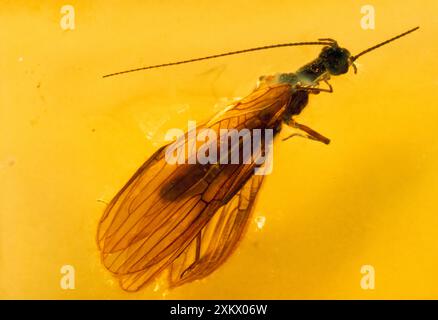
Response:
[[103, 41, 334, 78], [351, 26, 419, 62]]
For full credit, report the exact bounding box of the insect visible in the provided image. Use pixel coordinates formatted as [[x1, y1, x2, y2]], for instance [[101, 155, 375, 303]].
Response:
[[98, 27, 419, 291]]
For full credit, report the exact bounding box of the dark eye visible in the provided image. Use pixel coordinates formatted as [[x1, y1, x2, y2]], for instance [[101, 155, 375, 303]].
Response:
[[321, 47, 350, 75]]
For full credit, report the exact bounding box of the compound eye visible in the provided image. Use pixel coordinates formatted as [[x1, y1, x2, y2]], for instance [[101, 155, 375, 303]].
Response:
[[329, 61, 349, 75]]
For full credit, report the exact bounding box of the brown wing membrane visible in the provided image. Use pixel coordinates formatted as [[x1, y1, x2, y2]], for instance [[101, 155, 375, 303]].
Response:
[[97, 83, 292, 291], [168, 174, 264, 288], [117, 164, 263, 291]]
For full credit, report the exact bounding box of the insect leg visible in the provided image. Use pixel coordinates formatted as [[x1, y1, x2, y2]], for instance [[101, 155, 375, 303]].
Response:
[[180, 232, 202, 278], [195, 231, 201, 261], [322, 79, 333, 92], [283, 120, 330, 145], [296, 79, 333, 94]]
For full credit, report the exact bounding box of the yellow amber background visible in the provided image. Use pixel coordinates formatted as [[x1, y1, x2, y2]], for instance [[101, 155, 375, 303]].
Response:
[[1, 0, 438, 299]]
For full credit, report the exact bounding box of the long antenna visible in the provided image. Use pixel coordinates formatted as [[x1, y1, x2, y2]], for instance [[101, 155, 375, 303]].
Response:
[[102, 41, 333, 78], [351, 26, 419, 61]]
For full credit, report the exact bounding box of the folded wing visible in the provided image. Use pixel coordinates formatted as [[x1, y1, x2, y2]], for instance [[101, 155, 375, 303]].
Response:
[[97, 83, 292, 290]]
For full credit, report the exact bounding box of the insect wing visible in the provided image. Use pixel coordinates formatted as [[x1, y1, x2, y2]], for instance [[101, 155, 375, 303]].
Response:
[[168, 174, 264, 288], [97, 83, 292, 290]]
